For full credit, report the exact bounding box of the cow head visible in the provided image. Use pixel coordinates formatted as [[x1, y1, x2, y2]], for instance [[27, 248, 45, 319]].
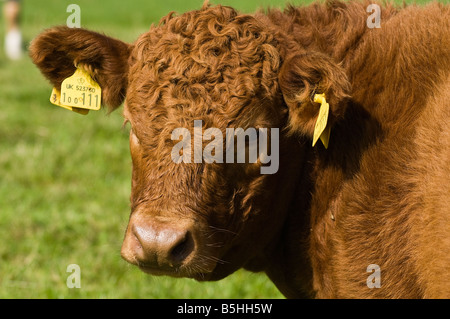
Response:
[[30, 4, 350, 281]]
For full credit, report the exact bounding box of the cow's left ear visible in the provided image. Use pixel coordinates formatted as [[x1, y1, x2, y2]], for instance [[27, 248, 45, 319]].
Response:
[[29, 26, 132, 111], [278, 52, 351, 138]]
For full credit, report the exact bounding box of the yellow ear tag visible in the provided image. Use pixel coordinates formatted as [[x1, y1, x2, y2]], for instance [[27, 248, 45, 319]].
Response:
[[50, 87, 89, 115], [60, 66, 101, 110], [312, 93, 331, 149]]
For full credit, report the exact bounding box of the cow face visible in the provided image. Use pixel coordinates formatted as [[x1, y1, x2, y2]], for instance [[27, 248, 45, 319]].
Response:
[[121, 6, 288, 280], [30, 4, 350, 280]]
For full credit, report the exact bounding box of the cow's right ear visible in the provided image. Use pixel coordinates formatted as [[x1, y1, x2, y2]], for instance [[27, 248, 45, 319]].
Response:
[[278, 52, 351, 139], [29, 26, 132, 111]]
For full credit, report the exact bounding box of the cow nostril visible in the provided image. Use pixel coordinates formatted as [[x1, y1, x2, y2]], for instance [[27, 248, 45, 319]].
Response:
[[169, 231, 194, 264]]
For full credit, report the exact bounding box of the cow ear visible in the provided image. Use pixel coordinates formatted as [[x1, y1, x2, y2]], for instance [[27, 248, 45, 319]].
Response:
[[29, 26, 131, 111], [278, 52, 351, 138]]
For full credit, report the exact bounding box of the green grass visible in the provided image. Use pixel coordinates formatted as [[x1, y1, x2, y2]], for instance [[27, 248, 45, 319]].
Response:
[[0, 0, 447, 299]]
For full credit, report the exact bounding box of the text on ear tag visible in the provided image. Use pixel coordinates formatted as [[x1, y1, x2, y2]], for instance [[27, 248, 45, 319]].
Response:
[[50, 87, 89, 115], [60, 67, 102, 110]]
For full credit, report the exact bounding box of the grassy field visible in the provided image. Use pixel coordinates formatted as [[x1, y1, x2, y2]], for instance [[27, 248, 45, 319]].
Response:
[[0, 0, 446, 299]]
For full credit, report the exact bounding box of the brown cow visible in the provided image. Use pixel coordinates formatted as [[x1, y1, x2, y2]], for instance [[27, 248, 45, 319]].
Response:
[[29, 0, 449, 298]]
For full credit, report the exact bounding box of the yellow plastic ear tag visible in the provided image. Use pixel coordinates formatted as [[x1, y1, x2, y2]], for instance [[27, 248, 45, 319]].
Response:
[[60, 67, 101, 110], [49, 67, 101, 114], [50, 87, 89, 115], [312, 93, 331, 149], [49, 66, 102, 114]]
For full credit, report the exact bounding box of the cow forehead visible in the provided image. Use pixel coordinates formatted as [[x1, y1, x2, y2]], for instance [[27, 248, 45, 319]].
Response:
[[127, 9, 280, 109], [124, 6, 283, 144]]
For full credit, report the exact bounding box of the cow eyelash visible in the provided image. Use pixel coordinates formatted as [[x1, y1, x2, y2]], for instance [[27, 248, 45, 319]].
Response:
[[122, 119, 141, 144], [122, 118, 131, 130]]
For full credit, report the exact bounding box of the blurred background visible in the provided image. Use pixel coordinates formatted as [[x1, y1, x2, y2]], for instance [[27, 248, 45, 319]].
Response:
[[0, 0, 446, 298]]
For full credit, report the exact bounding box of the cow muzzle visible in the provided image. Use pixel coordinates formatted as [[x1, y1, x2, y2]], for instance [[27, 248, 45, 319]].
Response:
[[121, 212, 205, 277]]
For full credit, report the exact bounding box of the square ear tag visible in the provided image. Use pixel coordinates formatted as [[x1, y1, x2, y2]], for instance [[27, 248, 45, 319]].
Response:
[[49, 66, 102, 114], [312, 93, 331, 149], [60, 67, 102, 110]]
